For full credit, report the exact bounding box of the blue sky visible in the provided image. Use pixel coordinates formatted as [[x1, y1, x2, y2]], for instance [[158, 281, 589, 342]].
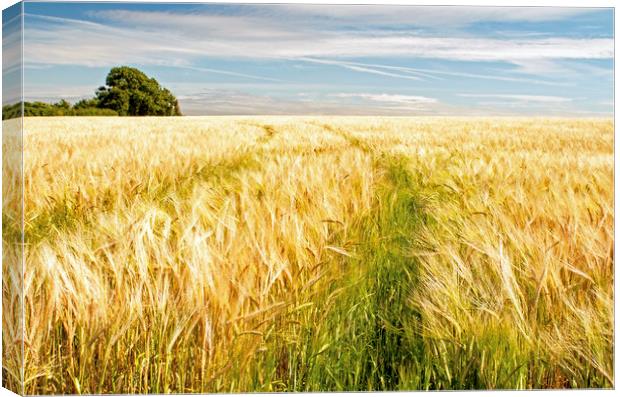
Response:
[[5, 2, 615, 115]]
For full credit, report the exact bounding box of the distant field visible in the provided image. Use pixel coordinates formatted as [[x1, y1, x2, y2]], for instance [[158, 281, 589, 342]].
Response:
[[2, 116, 614, 393]]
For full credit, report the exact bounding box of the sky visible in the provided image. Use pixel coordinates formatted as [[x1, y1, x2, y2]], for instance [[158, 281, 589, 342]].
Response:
[[2, 2, 615, 115]]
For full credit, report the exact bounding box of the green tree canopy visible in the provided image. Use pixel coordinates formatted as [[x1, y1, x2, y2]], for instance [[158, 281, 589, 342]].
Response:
[[95, 66, 182, 116], [2, 66, 182, 119], [2, 101, 119, 119]]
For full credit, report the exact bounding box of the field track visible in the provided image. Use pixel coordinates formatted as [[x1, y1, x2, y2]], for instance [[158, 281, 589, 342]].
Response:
[[2, 116, 614, 393]]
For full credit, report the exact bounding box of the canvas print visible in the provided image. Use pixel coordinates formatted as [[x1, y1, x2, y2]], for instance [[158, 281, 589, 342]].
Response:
[[1, 1, 614, 394]]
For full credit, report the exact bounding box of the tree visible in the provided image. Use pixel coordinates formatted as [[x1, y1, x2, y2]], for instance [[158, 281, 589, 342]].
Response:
[[54, 99, 71, 110], [95, 66, 182, 116], [2, 100, 119, 119], [73, 98, 100, 109], [2, 66, 181, 119]]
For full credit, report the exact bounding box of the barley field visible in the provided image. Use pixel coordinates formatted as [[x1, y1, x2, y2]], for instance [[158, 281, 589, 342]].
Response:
[[2, 116, 614, 393]]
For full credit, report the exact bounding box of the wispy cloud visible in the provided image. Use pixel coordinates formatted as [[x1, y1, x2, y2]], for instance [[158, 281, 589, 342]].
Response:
[[176, 89, 440, 116], [24, 10, 613, 68], [303, 59, 426, 81], [300, 58, 570, 86], [3, 12, 23, 105], [177, 65, 285, 83], [458, 93, 573, 103], [3, 23, 22, 74], [264, 5, 599, 29], [23, 84, 97, 102], [17, 4, 613, 116], [332, 93, 438, 105]]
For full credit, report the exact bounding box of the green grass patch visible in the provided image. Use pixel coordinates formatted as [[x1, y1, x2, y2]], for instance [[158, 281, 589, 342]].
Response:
[[233, 151, 435, 391]]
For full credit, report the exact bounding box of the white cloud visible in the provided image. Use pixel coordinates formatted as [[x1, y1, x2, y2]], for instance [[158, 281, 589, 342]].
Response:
[[3, 22, 22, 74], [332, 93, 438, 105], [270, 5, 598, 28], [16, 6, 612, 116], [23, 11, 613, 69], [327, 92, 442, 114], [508, 58, 614, 78], [301, 58, 570, 86], [23, 84, 96, 102], [324, 63, 423, 81], [176, 65, 285, 82], [3, 15, 23, 105], [458, 93, 573, 103], [175, 89, 441, 116], [89, 9, 308, 40]]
